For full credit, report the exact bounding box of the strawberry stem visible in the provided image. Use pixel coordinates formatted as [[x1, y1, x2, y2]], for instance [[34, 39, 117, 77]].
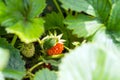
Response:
[[53, 0, 63, 16], [64, 45, 71, 52], [28, 61, 44, 72]]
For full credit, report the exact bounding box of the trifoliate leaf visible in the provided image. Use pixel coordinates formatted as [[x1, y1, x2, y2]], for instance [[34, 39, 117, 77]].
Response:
[[6, 18, 44, 43], [107, 0, 120, 42], [34, 68, 57, 80], [86, 0, 111, 22], [64, 14, 103, 38], [0, 38, 26, 80], [59, 0, 96, 16]]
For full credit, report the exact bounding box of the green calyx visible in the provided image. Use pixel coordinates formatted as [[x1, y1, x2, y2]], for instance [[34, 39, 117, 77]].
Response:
[[43, 37, 58, 50]]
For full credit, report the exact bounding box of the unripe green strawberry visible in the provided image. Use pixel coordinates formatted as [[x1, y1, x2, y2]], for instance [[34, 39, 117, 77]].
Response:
[[20, 43, 35, 58]]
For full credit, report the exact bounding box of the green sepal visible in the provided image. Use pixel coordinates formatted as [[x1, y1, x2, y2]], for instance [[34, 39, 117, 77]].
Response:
[[43, 38, 57, 50]]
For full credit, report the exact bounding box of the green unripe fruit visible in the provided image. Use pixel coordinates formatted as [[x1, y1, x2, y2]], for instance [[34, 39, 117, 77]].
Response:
[[20, 43, 35, 58]]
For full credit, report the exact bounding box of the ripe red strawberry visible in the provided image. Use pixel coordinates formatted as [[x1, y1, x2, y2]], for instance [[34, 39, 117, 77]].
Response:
[[42, 31, 65, 56], [47, 43, 64, 56]]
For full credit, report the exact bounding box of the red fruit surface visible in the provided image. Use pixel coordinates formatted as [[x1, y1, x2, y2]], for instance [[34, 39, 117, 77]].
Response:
[[47, 43, 64, 56]]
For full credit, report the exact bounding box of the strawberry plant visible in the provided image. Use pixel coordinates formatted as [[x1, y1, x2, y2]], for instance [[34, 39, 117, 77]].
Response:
[[0, 0, 120, 80]]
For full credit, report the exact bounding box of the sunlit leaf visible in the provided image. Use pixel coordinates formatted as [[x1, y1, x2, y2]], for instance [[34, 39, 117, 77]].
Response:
[[0, 0, 46, 43], [0, 72, 4, 80], [64, 14, 103, 38], [6, 18, 44, 43], [58, 28, 120, 80], [0, 48, 9, 71]]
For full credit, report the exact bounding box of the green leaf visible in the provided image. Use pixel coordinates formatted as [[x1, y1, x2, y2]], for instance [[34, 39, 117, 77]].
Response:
[[6, 18, 44, 43], [58, 28, 120, 80], [0, 1, 8, 23], [58, 43, 120, 80], [0, 38, 26, 80], [44, 12, 64, 30], [0, 72, 4, 80], [64, 14, 103, 38], [59, 0, 96, 16], [107, 0, 120, 42], [34, 69, 57, 80], [86, 0, 111, 22], [0, 27, 7, 35], [3, 69, 25, 80], [109, 0, 119, 4], [0, 48, 9, 71], [28, 0, 46, 18], [0, 0, 45, 43]]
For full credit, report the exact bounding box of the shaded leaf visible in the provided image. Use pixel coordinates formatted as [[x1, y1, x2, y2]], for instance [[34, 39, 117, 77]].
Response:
[[44, 12, 64, 30], [64, 14, 103, 38], [0, 27, 7, 35], [0, 38, 26, 80], [107, 0, 120, 42], [44, 12, 71, 46], [34, 68, 57, 80]]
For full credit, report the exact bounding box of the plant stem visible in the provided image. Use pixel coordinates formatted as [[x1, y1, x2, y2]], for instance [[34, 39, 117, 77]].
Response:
[[65, 10, 69, 15], [75, 12, 78, 16], [69, 9, 73, 15], [11, 35, 17, 46], [53, 0, 63, 16], [37, 39, 46, 55], [64, 45, 71, 52], [37, 39, 44, 49], [28, 62, 44, 72]]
